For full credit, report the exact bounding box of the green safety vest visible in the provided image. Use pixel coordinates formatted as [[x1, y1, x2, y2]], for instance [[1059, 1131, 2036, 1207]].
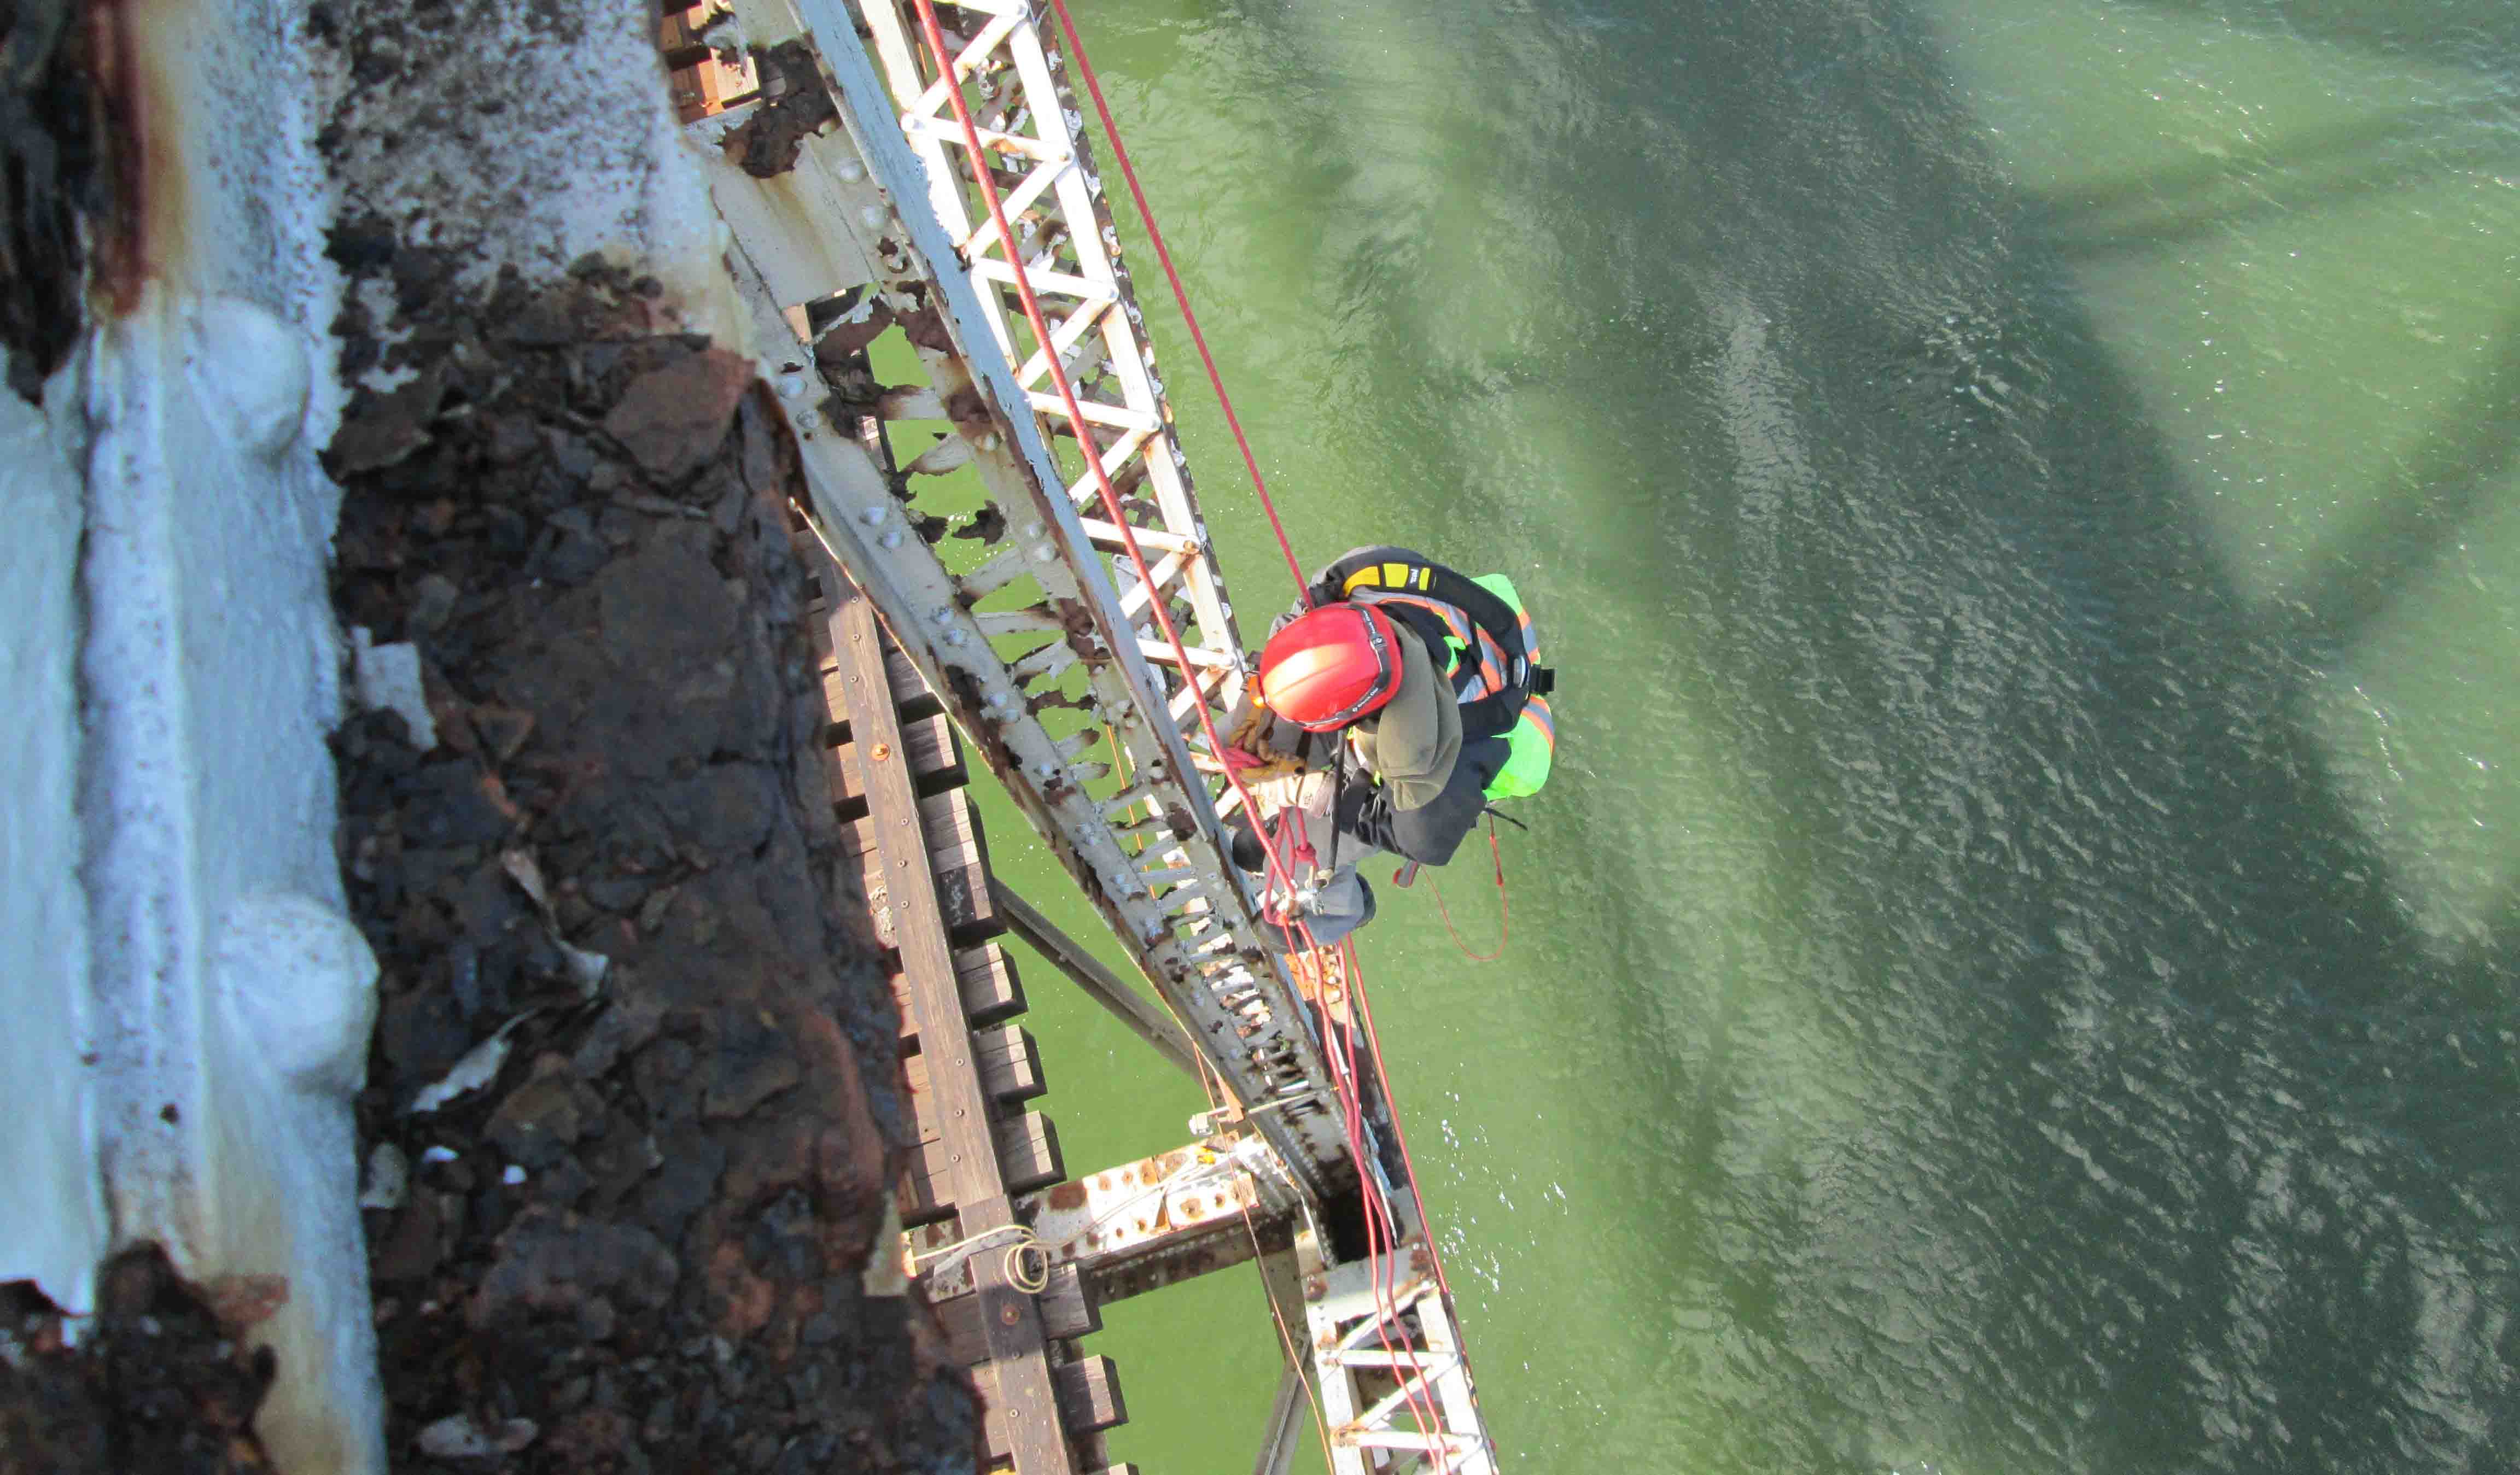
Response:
[[1468, 575, 1554, 801], [1322, 552, 1556, 803]]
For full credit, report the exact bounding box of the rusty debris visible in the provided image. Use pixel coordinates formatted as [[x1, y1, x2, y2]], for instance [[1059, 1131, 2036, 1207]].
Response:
[[0, 0, 101, 400], [0, 1247, 281, 1474], [318, 76, 977, 1464], [720, 40, 837, 179]]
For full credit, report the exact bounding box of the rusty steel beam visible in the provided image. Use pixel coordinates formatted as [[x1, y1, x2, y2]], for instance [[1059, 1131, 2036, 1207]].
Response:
[[693, 2, 1505, 1467], [911, 1136, 1297, 1306], [696, 0, 1353, 1203]]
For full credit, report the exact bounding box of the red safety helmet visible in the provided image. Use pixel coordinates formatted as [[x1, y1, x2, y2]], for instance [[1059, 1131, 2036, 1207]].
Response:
[[1257, 604, 1404, 732]]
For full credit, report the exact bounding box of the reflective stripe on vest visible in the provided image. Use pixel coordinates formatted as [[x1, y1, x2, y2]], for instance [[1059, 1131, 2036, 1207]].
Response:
[[1352, 589, 1510, 702]]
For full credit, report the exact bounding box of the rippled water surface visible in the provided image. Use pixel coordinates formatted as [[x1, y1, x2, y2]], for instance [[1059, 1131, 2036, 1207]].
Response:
[[964, 2, 2520, 1468]]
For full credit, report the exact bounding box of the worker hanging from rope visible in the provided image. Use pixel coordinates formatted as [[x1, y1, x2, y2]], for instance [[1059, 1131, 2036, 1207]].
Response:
[[1221, 546, 1556, 949]]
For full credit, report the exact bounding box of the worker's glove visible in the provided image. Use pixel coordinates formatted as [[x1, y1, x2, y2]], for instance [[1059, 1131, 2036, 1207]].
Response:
[[1221, 694, 1310, 781]]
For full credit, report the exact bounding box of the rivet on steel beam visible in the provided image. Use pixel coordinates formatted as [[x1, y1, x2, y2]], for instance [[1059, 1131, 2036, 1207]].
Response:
[[859, 206, 885, 228], [859, 505, 887, 527], [879, 529, 903, 549], [931, 607, 954, 624], [871, 742, 891, 762], [943, 628, 967, 647], [1000, 1303, 1019, 1325]]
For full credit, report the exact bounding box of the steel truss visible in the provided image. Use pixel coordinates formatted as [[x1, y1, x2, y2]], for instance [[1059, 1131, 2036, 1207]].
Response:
[[689, 0, 1499, 1466]]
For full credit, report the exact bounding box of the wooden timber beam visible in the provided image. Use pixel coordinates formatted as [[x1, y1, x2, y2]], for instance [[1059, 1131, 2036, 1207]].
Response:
[[827, 582, 1075, 1475]]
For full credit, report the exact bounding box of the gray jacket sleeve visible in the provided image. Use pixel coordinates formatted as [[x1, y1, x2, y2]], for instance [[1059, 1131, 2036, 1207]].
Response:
[[1335, 735, 1508, 867]]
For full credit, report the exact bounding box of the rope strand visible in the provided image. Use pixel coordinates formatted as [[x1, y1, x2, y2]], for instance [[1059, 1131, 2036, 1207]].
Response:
[[1042, 0, 1313, 608], [1430, 814, 1510, 962]]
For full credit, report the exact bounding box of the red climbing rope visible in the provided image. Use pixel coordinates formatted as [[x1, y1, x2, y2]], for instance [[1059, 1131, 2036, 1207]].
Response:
[[1428, 816, 1510, 962], [1028, 11, 1498, 1454], [1041, 0, 1314, 610], [903, 0, 1312, 912]]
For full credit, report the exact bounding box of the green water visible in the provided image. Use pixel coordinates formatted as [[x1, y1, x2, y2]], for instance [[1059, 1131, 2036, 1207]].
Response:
[[935, 1, 2520, 1469]]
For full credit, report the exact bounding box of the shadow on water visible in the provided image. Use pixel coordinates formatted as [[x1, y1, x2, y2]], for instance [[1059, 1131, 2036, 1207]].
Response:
[[2279, 292, 2520, 657], [1230, 0, 2520, 1468], [2027, 97, 2520, 261], [1669, 4, 2519, 1468], [2122, 0, 2520, 75]]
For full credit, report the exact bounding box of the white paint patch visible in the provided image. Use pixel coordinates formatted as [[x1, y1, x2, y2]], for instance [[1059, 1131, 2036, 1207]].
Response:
[[407, 1020, 522, 1116], [0, 378, 108, 1316], [351, 627, 439, 750], [317, 0, 742, 339], [183, 297, 314, 459], [211, 892, 381, 1098]]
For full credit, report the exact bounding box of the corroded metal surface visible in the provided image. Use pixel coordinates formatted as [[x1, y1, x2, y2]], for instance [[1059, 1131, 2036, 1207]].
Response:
[[697, 0, 1351, 1200], [695, 0, 1503, 1466]]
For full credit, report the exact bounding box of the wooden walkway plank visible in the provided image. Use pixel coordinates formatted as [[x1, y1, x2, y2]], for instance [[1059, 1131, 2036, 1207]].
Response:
[[938, 1264, 1101, 1365], [825, 583, 1076, 1475], [826, 707, 967, 816], [889, 944, 1026, 1037], [812, 618, 941, 720], [842, 789, 1007, 947], [979, 1357, 1127, 1462], [897, 1110, 1064, 1225], [903, 1022, 1045, 1103]]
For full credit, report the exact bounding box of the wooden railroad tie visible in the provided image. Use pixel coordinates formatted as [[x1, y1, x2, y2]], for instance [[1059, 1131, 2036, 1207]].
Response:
[[806, 559, 1124, 1474]]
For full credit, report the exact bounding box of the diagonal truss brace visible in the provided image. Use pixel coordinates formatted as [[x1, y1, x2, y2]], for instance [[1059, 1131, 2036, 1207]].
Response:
[[1296, 1233, 1498, 1475]]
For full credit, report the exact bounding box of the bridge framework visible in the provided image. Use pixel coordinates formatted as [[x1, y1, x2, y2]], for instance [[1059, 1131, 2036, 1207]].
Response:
[[687, 0, 1505, 1468]]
